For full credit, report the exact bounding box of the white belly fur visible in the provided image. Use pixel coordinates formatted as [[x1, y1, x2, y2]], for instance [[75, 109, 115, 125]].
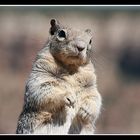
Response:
[[33, 107, 76, 134]]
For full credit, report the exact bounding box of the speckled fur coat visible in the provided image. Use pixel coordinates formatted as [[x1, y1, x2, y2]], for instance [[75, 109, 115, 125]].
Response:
[[16, 19, 102, 134]]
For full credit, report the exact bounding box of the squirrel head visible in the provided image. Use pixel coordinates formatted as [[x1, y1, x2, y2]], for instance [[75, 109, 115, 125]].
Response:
[[49, 19, 93, 69]]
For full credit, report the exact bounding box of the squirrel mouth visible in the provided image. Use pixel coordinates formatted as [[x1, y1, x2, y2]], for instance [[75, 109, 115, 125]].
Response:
[[68, 53, 84, 60], [66, 51, 84, 60], [67, 55, 79, 59]]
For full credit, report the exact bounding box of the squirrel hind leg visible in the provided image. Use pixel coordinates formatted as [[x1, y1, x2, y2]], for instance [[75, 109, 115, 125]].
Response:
[[68, 115, 95, 134], [36, 111, 52, 125], [68, 116, 82, 134]]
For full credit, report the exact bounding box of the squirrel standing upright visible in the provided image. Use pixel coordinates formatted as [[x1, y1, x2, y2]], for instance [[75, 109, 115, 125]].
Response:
[[16, 19, 102, 134]]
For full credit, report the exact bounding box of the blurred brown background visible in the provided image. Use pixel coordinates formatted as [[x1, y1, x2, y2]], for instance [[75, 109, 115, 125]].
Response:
[[0, 6, 140, 134]]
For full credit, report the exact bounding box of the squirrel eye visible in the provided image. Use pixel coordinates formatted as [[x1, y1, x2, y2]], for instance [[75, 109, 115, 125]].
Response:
[[89, 39, 92, 44], [58, 30, 66, 38]]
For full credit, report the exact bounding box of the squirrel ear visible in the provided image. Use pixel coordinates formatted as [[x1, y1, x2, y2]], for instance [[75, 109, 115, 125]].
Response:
[[49, 19, 61, 35], [85, 29, 92, 36], [85, 29, 91, 33]]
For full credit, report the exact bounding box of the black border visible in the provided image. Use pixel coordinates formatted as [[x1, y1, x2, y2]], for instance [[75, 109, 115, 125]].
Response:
[[0, 2, 140, 138], [0, 1, 140, 5]]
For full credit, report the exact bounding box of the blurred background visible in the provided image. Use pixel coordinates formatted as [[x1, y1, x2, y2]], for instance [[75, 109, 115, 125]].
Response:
[[0, 6, 140, 134]]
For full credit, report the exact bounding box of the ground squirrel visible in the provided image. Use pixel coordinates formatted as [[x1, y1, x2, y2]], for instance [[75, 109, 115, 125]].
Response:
[[16, 19, 102, 134]]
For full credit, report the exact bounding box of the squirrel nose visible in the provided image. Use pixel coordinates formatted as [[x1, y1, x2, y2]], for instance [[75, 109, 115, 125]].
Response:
[[77, 46, 85, 52]]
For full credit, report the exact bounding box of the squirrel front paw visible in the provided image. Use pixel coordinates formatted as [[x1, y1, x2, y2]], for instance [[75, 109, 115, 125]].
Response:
[[64, 92, 77, 108], [77, 100, 95, 123]]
